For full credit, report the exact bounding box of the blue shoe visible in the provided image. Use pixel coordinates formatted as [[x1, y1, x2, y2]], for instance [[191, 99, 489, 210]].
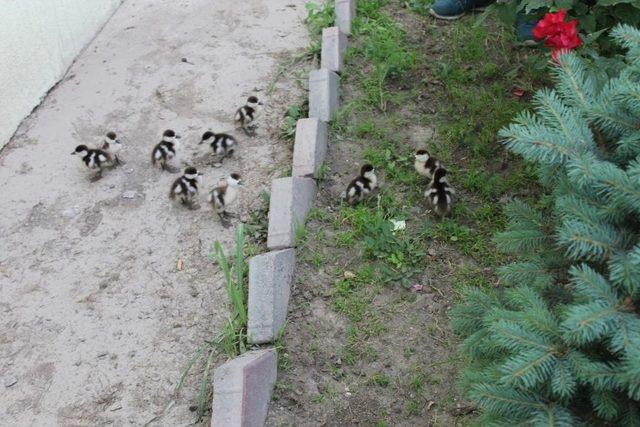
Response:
[[429, 0, 495, 20], [515, 14, 539, 46]]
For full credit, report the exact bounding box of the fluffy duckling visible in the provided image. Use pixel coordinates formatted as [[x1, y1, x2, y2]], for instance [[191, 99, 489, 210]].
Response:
[[234, 96, 262, 136], [169, 166, 203, 209], [208, 173, 244, 225], [198, 131, 236, 166], [414, 149, 441, 179], [341, 164, 378, 204], [71, 144, 113, 181], [101, 131, 124, 166], [425, 167, 455, 217], [151, 129, 181, 172]]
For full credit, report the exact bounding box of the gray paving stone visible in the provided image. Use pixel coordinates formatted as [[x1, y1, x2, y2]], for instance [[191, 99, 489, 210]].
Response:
[[308, 68, 339, 123], [335, 0, 356, 35], [321, 26, 347, 73], [292, 118, 328, 179], [267, 177, 316, 250], [212, 348, 277, 427], [247, 249, 296, 344]]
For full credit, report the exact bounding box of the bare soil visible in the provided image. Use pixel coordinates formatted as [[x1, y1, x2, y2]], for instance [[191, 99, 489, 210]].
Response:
[[267, 5, 478, 426], [0, 1, 309, 425]]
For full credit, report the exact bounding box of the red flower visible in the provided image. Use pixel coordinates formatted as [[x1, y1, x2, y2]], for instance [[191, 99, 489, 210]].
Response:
[[533, 10, 582, 60], [533, 9, 567, 40]]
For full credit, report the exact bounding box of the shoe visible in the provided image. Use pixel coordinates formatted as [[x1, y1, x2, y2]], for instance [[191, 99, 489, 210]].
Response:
[[429, 0, 494, 20], [516, 12, 539, 46]]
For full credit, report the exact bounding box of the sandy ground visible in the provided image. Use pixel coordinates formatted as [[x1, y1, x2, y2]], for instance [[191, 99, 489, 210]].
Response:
[[0, 0, 308, 425]]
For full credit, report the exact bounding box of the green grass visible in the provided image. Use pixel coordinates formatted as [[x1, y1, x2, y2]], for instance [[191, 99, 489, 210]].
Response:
[[284, 0, 549, 421]]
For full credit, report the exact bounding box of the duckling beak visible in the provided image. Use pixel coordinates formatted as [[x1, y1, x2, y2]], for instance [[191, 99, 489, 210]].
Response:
[[175, 134, 182, 139], [258, 102, 264, 106], [71, 151, 76, 155], [198, 139, 204, 145], [238, 180, 245, 186]]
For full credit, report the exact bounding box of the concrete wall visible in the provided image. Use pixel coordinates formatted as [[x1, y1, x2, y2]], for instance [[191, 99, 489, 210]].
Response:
[[0, 0, 122, 149]]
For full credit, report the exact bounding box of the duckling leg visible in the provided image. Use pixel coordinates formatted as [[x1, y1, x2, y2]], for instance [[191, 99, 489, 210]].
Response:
[[241, 126, 252, 137], [115, 155, 125, 166], [217, 212, 232, 228], [89, 167, 103, 182]]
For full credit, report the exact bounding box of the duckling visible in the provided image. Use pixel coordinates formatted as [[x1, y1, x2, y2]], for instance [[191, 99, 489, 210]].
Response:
[[151, 129, 181, 172], [71, 144, 113, 181], [169, 166, 203, 209], [198, 131, 236, 166], [208, 173, 244, 225], [341, 164, 378, 204], [234, 96, 262, 136], [425, 167, 455, 217], [414, 149, 441, 179], [101, 131, 124, 166]]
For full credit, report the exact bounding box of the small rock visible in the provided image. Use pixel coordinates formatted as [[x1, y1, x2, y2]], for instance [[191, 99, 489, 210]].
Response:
[[97, 351, 108, 358], [427, 248, 436, 257], [109, 403, 122, 412], [61, 208, 79, 219], [121, 191, 136, 199], [4, 377, 17, 388], [343, 271, 356, 279]]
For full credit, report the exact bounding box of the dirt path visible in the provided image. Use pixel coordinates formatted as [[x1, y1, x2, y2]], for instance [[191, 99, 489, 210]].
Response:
[[0, 1, 308, 424]]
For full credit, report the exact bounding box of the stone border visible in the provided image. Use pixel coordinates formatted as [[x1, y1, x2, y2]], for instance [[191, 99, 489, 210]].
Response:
[[211, 1, 355, 425]]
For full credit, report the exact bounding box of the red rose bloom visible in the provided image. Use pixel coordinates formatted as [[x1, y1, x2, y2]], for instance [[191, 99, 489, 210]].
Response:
[[533, 9, 567, 40], [533, 10, 582, 61]]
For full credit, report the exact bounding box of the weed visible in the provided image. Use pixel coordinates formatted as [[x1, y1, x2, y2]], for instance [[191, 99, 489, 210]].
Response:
[[279, 99, 309, 141], [246, 190, 270, 245], [370, 373, 391, 387], [306, 2, 335, 38], [174, 225, 248, 421], [407, 400, 421, 415]]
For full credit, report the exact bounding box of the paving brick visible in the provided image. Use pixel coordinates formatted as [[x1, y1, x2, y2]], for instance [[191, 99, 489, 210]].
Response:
[[321, 26, 347, 73], [247, 249, 296, 344], [308, 68, 339, 123], [292, 118, 327, 179], [267, 177, 316, 250], [335, 0, 356, 35], [212, 349, 277, 427]]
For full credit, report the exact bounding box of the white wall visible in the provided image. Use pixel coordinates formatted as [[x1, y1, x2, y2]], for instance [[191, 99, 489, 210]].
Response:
[[0, 0, 122, 149]]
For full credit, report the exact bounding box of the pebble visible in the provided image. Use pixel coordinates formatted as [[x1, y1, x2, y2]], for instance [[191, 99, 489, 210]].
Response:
[[121, 191, 136, 199], [428, 248, 436, 257], [61, 208, 79, 219], [4, 377, 17, 388]]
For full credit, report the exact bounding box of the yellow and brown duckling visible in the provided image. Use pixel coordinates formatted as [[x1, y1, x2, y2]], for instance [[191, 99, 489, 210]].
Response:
[[234, 96, 262, 136], [208, 173, 244, 226], [151, 129, 181, 172], [101, 131, 124, 166], [169, 166, 203, 209], [71, 144, 113, 181], [341, 164, 378, 204], [198, 131, 236, 167], [425, 167, 455, 217], [414, 149, 441, 179]]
